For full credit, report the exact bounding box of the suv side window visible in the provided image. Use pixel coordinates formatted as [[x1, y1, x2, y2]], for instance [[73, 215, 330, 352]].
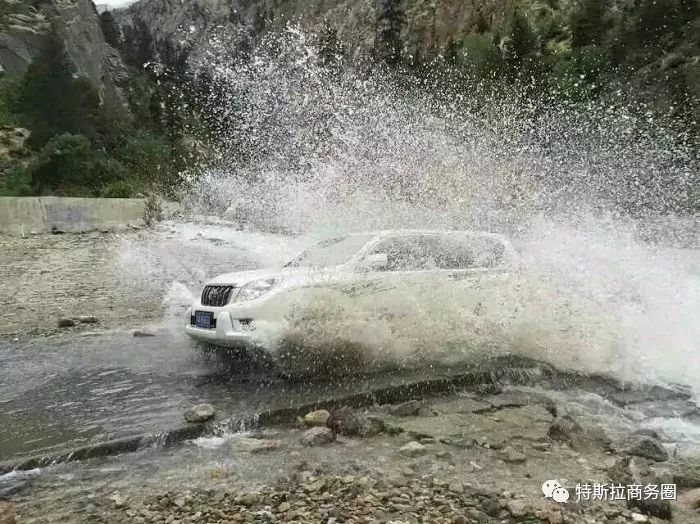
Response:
[[434, 234, 505, 269], [367, 234, 505, 271], [366, 235, 441, 271]]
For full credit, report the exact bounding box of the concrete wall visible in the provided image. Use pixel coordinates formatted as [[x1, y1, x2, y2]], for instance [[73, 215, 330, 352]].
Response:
[[0, 197, 147, 235]]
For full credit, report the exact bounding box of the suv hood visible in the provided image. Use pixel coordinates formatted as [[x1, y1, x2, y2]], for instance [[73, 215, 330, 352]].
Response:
[[206, 266, 325, 287]]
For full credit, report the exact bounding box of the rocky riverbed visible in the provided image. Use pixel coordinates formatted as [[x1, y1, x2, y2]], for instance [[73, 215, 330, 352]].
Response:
[[5, 383, 700, 523]]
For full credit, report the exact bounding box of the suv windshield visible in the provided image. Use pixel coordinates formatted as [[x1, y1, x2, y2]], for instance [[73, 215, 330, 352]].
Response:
[[284, 235, 374, 268]]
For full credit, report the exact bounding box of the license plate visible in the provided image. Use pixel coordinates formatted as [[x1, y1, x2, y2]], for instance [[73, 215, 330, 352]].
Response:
[[194, 311, 215, 329]]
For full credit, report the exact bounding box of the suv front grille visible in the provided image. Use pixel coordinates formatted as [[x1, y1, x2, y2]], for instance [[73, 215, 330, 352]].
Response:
[[201, 285, 236, 307]]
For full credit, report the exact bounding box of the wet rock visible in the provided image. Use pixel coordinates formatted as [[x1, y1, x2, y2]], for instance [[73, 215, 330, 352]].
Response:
[[548, 415, 609, 452], [230, 437, 281, 453], [109, 493, 128, 508], [626, 437, 668, 462], [300, 427, 334, 446], [474, 383, 503, 396], [183, 404, 215, 423], [670, 462, 700, 488], [607, 456, 673, 520], [57, 318, 76, 328], [506, 499, 535, 519], [236, 491, 261, 506], [630, 513, 649, 523], [632, 428, 662, 440], [399, 441, 427, 456], [386, 400, 422, 417], [133, 330, 156, 337], [303, 409, 331, 427], [497, 448, 527, 464], [76, 315, 99, 324], [480, 390, 557, 416], [328, 407, 386, 437]]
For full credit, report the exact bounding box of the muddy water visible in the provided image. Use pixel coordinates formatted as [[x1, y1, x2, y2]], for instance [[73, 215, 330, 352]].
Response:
[[0, 328, 481, 463]]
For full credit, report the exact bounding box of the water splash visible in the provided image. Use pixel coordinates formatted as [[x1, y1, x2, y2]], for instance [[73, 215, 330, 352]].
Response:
[[138, 25, 698, 387]]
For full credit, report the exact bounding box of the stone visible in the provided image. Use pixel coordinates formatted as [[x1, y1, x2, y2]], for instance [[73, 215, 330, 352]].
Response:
[[630, 512, 649, 522], [76, 315, 99, 323], [237, 491, 261, 506], [230, 437, 281, 453], [328, 407, 386, 437], [277, 501, 291, 512], [498, 449, 527, 464], [57, 318, 76, 328], [671, 462, 700, 488], [300, 426, 334, 446], [133, 330, 156, 337], [303, 409, 331, 427], [386, 400, 422, 417], [183, 404, 215, 423], [109, 493, 127, 508], [548, 415, 609, 452], [626, 437, 669, 462], [399, 441, 427, 457]]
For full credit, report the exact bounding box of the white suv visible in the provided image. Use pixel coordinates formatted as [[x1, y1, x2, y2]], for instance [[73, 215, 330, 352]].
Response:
[[185, 230, 517, 348]]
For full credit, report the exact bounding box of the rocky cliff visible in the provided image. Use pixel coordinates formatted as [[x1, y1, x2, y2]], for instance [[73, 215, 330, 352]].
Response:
[[0, 0, 129, 112], [118, 0, 512, 62]]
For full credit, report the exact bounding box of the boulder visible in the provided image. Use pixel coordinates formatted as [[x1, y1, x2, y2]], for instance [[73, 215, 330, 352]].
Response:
[[230, 437, 281, 453], [386, 400, 422, 417], [303, 409, 331, 427], [300, 427, 333, 446], [183, 403, 215, 423], [57, 318, 76, 328], [670, 462, 700, 488], [76, 315, 99, 324], [398, 441, 427, 457], [607, 456, 673, 520], [328, 407, 386, 437], [626, 437, 669, 462], [133, 330, 156, 337], [548, 415, 610, 452]]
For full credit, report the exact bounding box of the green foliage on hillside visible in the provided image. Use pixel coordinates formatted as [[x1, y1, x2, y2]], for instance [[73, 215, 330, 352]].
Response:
[[0, 13, 190, 198]]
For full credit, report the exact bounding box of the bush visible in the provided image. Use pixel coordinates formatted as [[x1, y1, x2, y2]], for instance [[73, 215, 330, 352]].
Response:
[[0, 164, 32, 196], [460, 33, 503, 77], [0, 75, 21, 126], [100, 179, 134, 198], [25, 133, 129, 195], [29, 133, 96, 193], [115, 131, 183, 190]]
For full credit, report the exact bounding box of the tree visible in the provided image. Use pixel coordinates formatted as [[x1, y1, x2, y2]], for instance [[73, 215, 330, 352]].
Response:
[[29, 134, 96, 194], [121, 17, 154, 69], [18, 32, 101, 148], [374, 0, 405, 65], [99, 11, 121, 49], [570, 0, 605, 48]]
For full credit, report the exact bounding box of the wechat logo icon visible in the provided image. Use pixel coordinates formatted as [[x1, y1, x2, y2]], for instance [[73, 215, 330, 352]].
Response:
[[542, 480, 569, 504]]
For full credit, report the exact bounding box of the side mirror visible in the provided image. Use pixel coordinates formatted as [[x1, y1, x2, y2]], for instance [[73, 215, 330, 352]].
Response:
[[359, 253, 389, 271]]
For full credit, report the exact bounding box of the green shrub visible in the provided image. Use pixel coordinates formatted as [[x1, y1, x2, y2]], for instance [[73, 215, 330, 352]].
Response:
[[460, 33, 503, 77], [0, 164, 32, 196], [100, 179, 134, 198], [0, 75, 22, 126]]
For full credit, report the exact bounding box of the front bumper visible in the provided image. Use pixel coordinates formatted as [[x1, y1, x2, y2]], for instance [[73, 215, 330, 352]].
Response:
[[185, 308, 255, 348]]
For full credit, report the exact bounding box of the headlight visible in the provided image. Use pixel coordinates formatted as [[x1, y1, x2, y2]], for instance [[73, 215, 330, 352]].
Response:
[[233, 278, 277, 302]]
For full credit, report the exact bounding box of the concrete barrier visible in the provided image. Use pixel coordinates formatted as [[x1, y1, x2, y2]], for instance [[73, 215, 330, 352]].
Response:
[[0, 197, 147, 235], [0, 197, 46, 235]]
